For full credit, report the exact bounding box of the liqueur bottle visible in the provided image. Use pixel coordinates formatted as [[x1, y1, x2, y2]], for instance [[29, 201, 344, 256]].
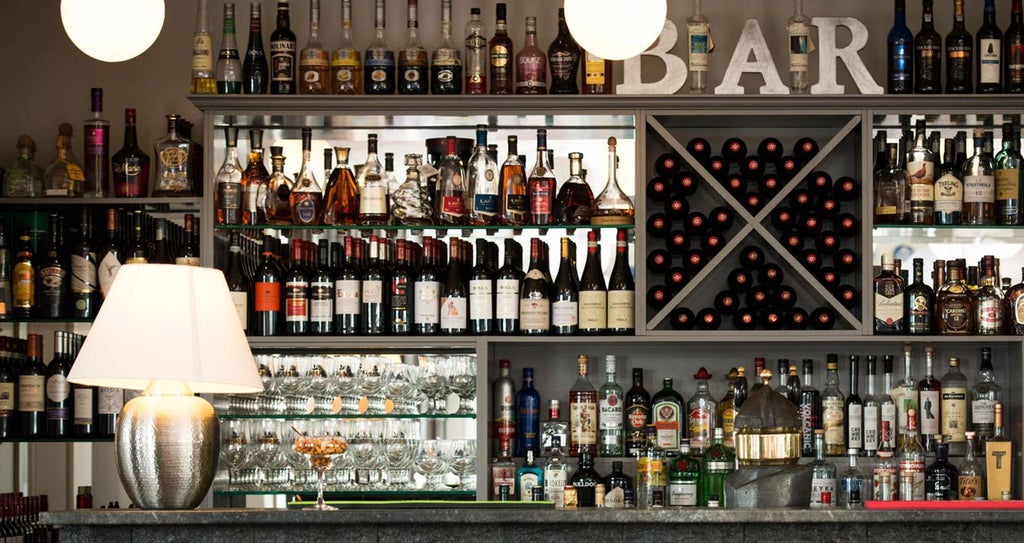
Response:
[[592, 138, 635, 225], [241, 2, 268, 94], [110, 109, 150, 199], [946, 0, 973, 94], [516, 367, 541, 457], [356, 134, 389, 225], [914, 0, 942, 93], [263, 145, 290, 225], [970, 347, 1002, 440], [396, 0, 427, 95], [323, 147, 359, 225], [269, 0, 296, 94], [289, 128, 323, 226], [43, 124, 84, 197], [298, 0, 329, 95], [82, 88, 109, 197], [548, 8, 580, 94], [489, 3, 513, 95], [430, 0, 462, 95], [215, 126, 243, 225], [994, 121, 1022, 225], [464, 7, 487, 94], [553, 153, 594, 225], [152, 115, 195, 197], [36, 215, 67, 318], [331, 0, 362, 94], [887, 0, 913, 94], [821, 355, 846, 456], [917, 347, 941, 453], [215, 2, 243, 94], [873, 253, 905, 334], [568, 355, 598, 457], [651, 377, 684, 454], [364, 0, 396, 94], [527, 130, 556, 225], [787, 0, 811, 94], [515, 17, 546, 94], [976, 0, 1003, 94], [499, 136, 528, 225], [435, 136, 466, 225], [905, 258, 934, 335], [467, 125, 499, 225], [687, 0, 711, 94]]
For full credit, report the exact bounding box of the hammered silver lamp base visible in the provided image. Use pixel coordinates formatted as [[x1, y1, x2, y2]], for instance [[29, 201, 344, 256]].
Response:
[[115, 381, 220, 509]]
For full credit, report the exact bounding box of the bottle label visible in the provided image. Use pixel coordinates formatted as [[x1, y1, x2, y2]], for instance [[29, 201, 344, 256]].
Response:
[[978, 299, 1002, 333], [959, 475, 983, 500], [39, 266, 65, 308], [506, 193, 528, 213], [97, 387, 123, 415], [847, 404, 863, 449], [688, 406, 712, 450], [46, 374, 70, 403], [366, 50, 397, 81], [175, 256, 201, 266], [270, 39, 296, 83], [863, 404, 879, 451], [881, 403, 896, 447], [874, 292, 904, 326], [362, 280, 383, 304], [516, 55, 545, 89], [12, 261, 33, 308], [637, 456, 666, 486], [919, 390, 940, 435], [721, 406, 736, 448], [892, 42, 911, 83], [873, 464, 896, 501], [549, 51, 576, 82], [529, 183, 552, 215], [941, 387, 967, 442], [192, 34, 214, 71], [230, 290, 248, 330], [810, 477, 835, 506], [584, 52, 606, 86], [74, 387, 94, 425], [980, 38, 1001, 84], [218, 182, 242, 211], [963, 174, 995, 203], [799, 399, 818, 453], [441, 195, 466, 216], [908, 291, 932, 334], [295, 196, 317, 224], [578, 290, 607, 330], [254, 281, 282, 312], [490, 44, 511, 85], [570, 400, 597, 447], [653, 400, 681, 451], [605, 486, 625, 508], [941, 299, 971, 333], [18, 375, 44, 412], [300, 50, 330, 84], [875, 205, 897, 216], [822, 397, 845, 448], [85, 126, 108, 155], [995, 168, 1020, 201], [1015, 294, 1024, 325], [473, 193, 498, 215], [284, 280, 309, 321], [916, 44, 940, 84], [607, 290, 634, 330], [469, 279, 493, 320], [414, 281, 440, 324], [360, 182, 388, 214], [0, 382, 13, 412], [668, 481, 698, 507], [399, 50, 428, 83], [599, 394, 623, 431], [440, 295, 467, 330], [495, 279, 519, 320], [972, 398, 996, 424], [907, 159, 935, 187], [543, 467, 566, 504], [70, 253, 98, 294], [519, 298, 550, 332], [788, 21, 810, 72], [310, 280, 333, 323], [518, 472, 540, 500], [898, 461, 925, 500], [551, 300, 578, 327], [687, 21, 711, 72], [1010, 42, 1024, 85], [492, 463, 517, 499], [335, 279, 361, 315]]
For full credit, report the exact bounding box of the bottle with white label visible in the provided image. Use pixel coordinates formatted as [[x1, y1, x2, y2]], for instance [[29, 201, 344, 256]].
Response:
[[810, 430, 837, 507], [787, 0, 811, 93], [971, 347, 1002, 440], [578, 231, 607, 335], [976, 0, 1003, 93], [439, 239, 468, 335], [568, 355, 598, 456], [940, 356, 968, 455], [962, 128, 996, 225], [520, 238, 551, 335], [413, 237, 441, 335], [862, 355, 880, 457], [917, 346, 941, 453], [686, 0, 712, 94], [495, 238, 523, 334], [845, 355, 863, 454], [822, 355, 846, 456], [356, 134, 389, 225], [543, 436, 569, 505], [45, 331, 72, 437], [551, 237, 579, 335], [469, 238, 494, 334], [598, 355, 624, 456], [897, 408, 926, 500]]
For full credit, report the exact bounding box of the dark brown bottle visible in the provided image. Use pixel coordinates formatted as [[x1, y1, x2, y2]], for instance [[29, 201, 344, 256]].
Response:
[[976, 0, 1003, 94], [914, 0, 942, 93], [686, 137, 711, 165], [111, 108, 150, 197], [36, 214, 67, 319], [647, 248, 671, 274], [578, 231, 606, 335], [696, 308, 721, 330], [647, 213, 671, 238], [45, 331, 72, 437], [1005, 266, 1024, 333], [283, 239, 309, 336], [551, 237, 579, 335], [905, 258, 934, 335], [521, 238, 551, 334], [624, 368, 651, 456], [334, 236, 362, 335], [124, 210, 149, 264], [440, 240, 468, 335], [361, 236, 387, 335], [311, 239, 335, 335], [496, 238, 523, 335], [17, 334, 46, 437], [669, 307, 696, 330], [547, 8, 580, 94], [252, 235, 282, 336], [946, 0, 974, 93], [1005, 0, 1024, 93]]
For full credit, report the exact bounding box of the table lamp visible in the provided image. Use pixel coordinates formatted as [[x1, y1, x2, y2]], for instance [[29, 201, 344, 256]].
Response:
[[68, 264, 262, 509]]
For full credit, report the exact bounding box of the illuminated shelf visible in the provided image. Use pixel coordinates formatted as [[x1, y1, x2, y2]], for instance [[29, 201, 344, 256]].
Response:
[[217, 413, 475, 420], [215, 223, 634, 232]]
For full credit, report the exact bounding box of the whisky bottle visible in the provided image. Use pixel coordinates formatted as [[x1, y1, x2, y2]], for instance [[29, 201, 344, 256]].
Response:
[[323, 147, 359, 225], [467, 125, 499, 225], [548, 8, 580, 94], [906, 119, 935, 224], [356, 134, 389, 225], [331, 0, 362, 94], [971, 347, 1003, 440], [975, 255, 1004, 334], [499, 136, 528, 225], [364, 0, 396, 94], [215, 126, 243, 225], [515, 17, 546, 94], [592, 137, 634, 225], [873, 253, 905, 334], [298, 0, 329, 94], [1006, 267, 1024, 333], [83, 88, 109, 197], [527, 129, 556, 225], [489, 3, 513, 94], [874, 144, 907, 224], [111, 110, 149, 198], [263, 144, 290, 225], [269, 0, 296, 94], [215, 2, 242, 94], [152, 115, 195, 197], [936, 260, 974, 335], [42, 124, 84, 197], [994, 121, 1022, 225], [290, 128, 323, 226], [464, 7, 487, 94], [430, 0, 462, 95], [822, 355, 846, 456], [962, 129, 996, 225], [553, 152, 594, 225], [934, 138, 964, 224], [435, 136, 466, 225]]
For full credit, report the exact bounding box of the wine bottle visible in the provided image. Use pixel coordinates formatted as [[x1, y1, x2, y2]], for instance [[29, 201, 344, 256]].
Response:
[[664, 194, 689, 220], [684, 249, 707, 273], [740, 156, 764, 180], [665, 267, 688, 294], [496, 238, 523, 334], [440, 240, 468, 335], [283, 239, 309, 336], [707, 156, 728, 180], [758, 263, 784, 287], [361, 236, 387, 335], [18, 334, 46, 437], [1006, 0, 1024, 93], [837, 284, 860, 309], [774, 285, 798, 309], [976, 0, 1003, 94], [521, 238, 551, 335], [96, 209, 121, 300], [807, 171, 833, 196], [468, 239, 494, 334], [646, 177, 672, 202], [789, 188, 814, 212], [578, 231, 607, 335], [241, 2, 268, 94], [309, 239, 334, 335], [733, 308, 757, 330], [727, 268, 753, 292], [687, 137, 712, 165], [815, 231, 840, 255], [175, 214, 200, 266], [833, 176, 860, 202], [647, 284, 670, 310], [552, 237, 580, 335], [810, 307, 836, 330], [696, 308, 721, 330], [604, 230, 634, 335], [799, 249, 822, 272], [713, 290, 739, 315], [742, 192, 764, 214], [655, 152, 683, 178], [665, 230, 690, 255], [333, 236, 362, 335], [647, 248, 671, 274], [740, 245, 766, 269], [224, 233, 249, 334], [647, 213, 671, 239], [758, 137, 784, 164], [707, 206, 734, 232], [887, 0, 913, 94], [779, 155, 800, 181], [781, 232, 803, 254], [124, 210, 148, 264], [835, 249, 861, 274], [746, 286, 771, 310], [68, 208, 99, 319], [834, 212, 860, 237], [787, 307, 809, 329], [771, 207, 798, 231], [701, 233, 725, 256]]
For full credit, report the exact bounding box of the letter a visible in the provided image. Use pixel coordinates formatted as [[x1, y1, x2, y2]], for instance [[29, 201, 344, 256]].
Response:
[[714, 19, 789, 95]]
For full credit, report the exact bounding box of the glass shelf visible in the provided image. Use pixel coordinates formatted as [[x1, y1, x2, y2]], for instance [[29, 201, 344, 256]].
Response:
[[215, 223, 634, 232], [214, 488, 476, 499], [0, 197, 202, 207], [217, 413, 475, 420]]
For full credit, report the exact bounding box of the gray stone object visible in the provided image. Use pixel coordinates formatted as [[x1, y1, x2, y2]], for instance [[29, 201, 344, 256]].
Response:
[[725, 464, 813, 508]]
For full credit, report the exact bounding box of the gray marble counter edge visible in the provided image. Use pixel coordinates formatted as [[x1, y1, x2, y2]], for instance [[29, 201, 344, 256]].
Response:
[[40, 508, 1024, 526]]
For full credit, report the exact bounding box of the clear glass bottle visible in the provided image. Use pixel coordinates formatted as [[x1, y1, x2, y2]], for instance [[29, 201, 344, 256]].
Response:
[[880, 356, 898, 451], [940, 356, 969, 456], [994, 121, 1022, 224], [214, 126, 243, 225], [540, 399, 569, 456], [873, 420, 897, 500], [701, 427, 734, 507], [893, 344, 919, 447], [687, 0, 711, 94], [152, 114, 195, 197], [43, 124, 84, 197], [787, 0, 811, 94], [874, 143, 908, 224], [970, 347, 1002, 440], [4, 136, 43, 197], [821, 355, 845, 456], [839, 450, 865, 508], [687, 368, 717, 455], [543, 436, 569, 505], [491, 453, 516, 500], [467, 124, 499, 225], [397, 0, 427, 95], [568, 355, 598, 457], [364, 0, 396, 94], [390, 154, 433, 226], [435, 136, 466, 225], [355, 134, 389, 225], [917, 346, 941, 453], [289, 129, 322, 226], [845, 356, 863, 454], [215, 2, 243, 94], [598, 355, 624, 457], [83, 87, 109, 197], [862, 355, 880, 457], [637, 425, 666, 508], [592, 137, 635, 225], [323, 147, 359, 225], [464, 7, 487, 94], [430, 0, 462, 95], [262, 144, 290, 225], [963, 128, 996, 225], [515, 17, 546, 94], [957, 431, 985, 499], [553, 152, 594, 225], [299, 0, 330, 94], [331, 0, 362, 94], [897, 407, 926, 500], [810, 429, 837, 507], [191, 0, 215, 94]]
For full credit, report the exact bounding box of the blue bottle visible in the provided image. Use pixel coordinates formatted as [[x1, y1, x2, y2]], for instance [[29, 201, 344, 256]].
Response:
[[516, 367, 541, 457]]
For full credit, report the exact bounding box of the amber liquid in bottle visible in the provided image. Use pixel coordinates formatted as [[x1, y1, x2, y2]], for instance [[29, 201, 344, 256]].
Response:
[[499, 136, 528, 225], [323, 147, 359, 225], [289, 128, 324, 226], [936, 261, 975, 335], [568, 354, 598, 457]]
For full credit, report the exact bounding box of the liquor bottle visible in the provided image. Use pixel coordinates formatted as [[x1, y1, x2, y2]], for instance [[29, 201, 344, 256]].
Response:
[[491, 453, 516, 499], [360, 236, 387, 335], [352, 135, 387, 225], [687, 368, 716, 454], [261, 145, 289, 225], [466, 239, 493, 335], [874, 253, 906, 334], [958, 431, 985, 499], [298, 0, 329, 94], [498, 136, 528, 226], [17, 334, 45, 437], [174, 215, 200, 266], [636, 425, 666, 508], [554, 153, 594, 225], [907, 120, 935, 224], [603, 461, 633, 508], [994, 121, 1022, 225], [548, 8, 580, 94], [515, 17, 546, 94], [1006, 0, 1024, 93], [938, 356, 968, 457], [963, 129, 996, 225], [874, 144, 907, 224], [651, 377, 684, 454], [516, 367, 540, 457], [971, 347, 1002, 440], [224, 233, 249, 333], [898, 408, 926, 500], [82, 88, 110, 197], [43, 331, 72, 437], [568, 355, 598, 456], [887, 0, 913, 94], [935, 260, 974, 334], [439, 240, 468, 334], [126, 211, 152, 264], [411, 237, 439, 335], [539, 399, 570, 456], [597, 355, 624, 457], [701, 427, 734, 507], [862, 356, 881, 457], [289, 129, 323, 225], [870, 421, 897, 500], [527, 130, 556, 225], [430, 0, 462, 95], [914, 0, 942, 93], [845, 356, 863, 454], [35, 215, 66, 318], [435, 136, 466, 225], [1007, 266, 1024, 333], [215, 2, 243, 94], [268, 0, 296, 94], [42, 124, 83, 197], [463, 7, 487, 94], [592, 138, 634, 224], [282, 240, 309, 336], [95, 210, 121, 300], [839, 451, 866, 508], [905, 258, 934, 335], [623, 368, 652, 456], [4, 135, 42, 197], [822, 355, 845, 456], [787, 0, 811, 93], [946, 0, 974, 93], [364, 0, 396, 94], [543, 437, 569, 504], [809, 429, 837, 507], [891, 346, 917, 449], [935, 138, 964, 225], [686, 0, 711, 94], [395, 0, 428, 94], [465, 125, 500, 225], [665, 439, 701, 507], [488, 3, 514, 95], [151, 115, 195, 197], [976, 255, 1004, 334], [331, 0, 362, 94], [516, 450, 543, 501], [570, 451, 603, 507], [252, 235, 282, 336], [492, 359, 517, 456], [798, 360, 822, 457], [323, 148, 358, 225], [213, 127, 243, 224], [241, 2, 268, 94], [153, 220, 172, 264], [917, 346, 941, 453], [66, 209, 97, 319], [977, 0, 1003, 93]]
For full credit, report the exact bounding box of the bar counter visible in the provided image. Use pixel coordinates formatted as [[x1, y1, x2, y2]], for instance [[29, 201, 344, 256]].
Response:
[[42, 507, 1024, 543]]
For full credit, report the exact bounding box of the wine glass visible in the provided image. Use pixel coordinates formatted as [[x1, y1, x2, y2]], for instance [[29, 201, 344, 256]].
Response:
[[447, 356, 477, 415], [417, 357, 450, 415], [293, 424, 348, 511], [448, 439, 477, 490], [349, 419, 385, 488], [382, 420, 418, 488], [384, 363, 419, 415], [220, 420, 252, 488], [414, 439, 451, 490], [251, 419, 288, 487], [334, 357, 360, 415], [359, 358, 387, 415]]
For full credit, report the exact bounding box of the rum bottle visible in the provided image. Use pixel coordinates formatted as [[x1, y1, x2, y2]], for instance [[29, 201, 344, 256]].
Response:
[[569, 355, 598, 457], [547, 8, 580, 94], [430, 0, 462, 95], [364, 0, 396, 94], [290, 128, 323, 225], [298, 0, 329, 94], [111, 110, 149, 198], [464, 7, 487, 94], [269, 0, 296, 94], [83, 88, 109, 197], [323, 147, 359, 225], [215, 126, 243, 225], [263, 144, 290, 225], [598, 355, 624, 456], [515, 17, 546, 94], [331, 0, 362, 94], [527, 129, 556, 225]]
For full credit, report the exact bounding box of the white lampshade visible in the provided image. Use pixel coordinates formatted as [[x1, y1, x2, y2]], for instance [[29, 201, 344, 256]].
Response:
[[61, 0, 166, 63], [564, 0, 666, 61], [69, 264, 262, 394]]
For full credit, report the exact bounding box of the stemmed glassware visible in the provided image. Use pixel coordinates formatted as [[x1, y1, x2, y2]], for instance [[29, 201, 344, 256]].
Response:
[[220, 419, 253, 487], [414, 439, 452, 490], [334, 357, 361, 415], [417, 357, 451, 415], [384, 363, 420, 415], [449, 439, 477, 490], [382, 420, 418, 488], [349, 419, 386, 488], [447, 356, 477, 415], [360, 358, 387, 415], [252, 419, 288, 487], [293, 421, 348, 511]]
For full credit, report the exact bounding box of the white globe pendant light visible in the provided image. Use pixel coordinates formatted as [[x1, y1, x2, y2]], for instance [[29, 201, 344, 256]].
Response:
[[564, 0, 667, 61], [61, 0, 166, 63]]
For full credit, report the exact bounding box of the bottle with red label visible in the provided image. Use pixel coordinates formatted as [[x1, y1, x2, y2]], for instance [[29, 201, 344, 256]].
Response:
[[435, 136, 466, 225], [527, 129, 556, 225], [252, 235, 282, 336], [283, 239, 309, 335], [624, 368, 652, 456], [687, 367, 716, 455]]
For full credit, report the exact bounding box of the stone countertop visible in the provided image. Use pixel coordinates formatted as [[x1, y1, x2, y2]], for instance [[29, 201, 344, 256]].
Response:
[[40, 507, 1024, 526]]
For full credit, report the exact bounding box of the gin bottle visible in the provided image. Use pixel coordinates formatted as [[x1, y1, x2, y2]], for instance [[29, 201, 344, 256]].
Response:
[[810, 429, 837, 507], [970, 347, 1002, 440], [389, 154, 433, 226], [603, 461, 633, 508], [570, 451, 602, 507], [839, 450, 865, 508], [152, 115, 195, 197], [667, 439, 701, 507], [4, 136, 43, 197], [598, 355, 624, 457], [515, 450, 543, 501], [701, 427, 734, 507], [43, 124, 85, 197], [543, 436, 569, 505]]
